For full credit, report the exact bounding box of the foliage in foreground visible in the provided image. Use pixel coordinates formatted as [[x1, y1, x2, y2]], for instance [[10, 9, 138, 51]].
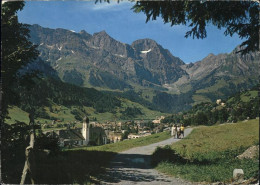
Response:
[[152, 119, 259, 183], [34, 150, 115, 184], [133, 1, 259, 54], [1, 121, 60, 184], [1, 121, 113, 184], [1, 0, 39, 121], [3, 148, 115, 184]]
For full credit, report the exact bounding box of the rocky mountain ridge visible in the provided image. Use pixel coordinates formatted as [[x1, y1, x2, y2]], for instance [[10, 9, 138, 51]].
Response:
[[29, 24, 187, 90], [28, 24, 260, 112], [171, 48, 259, 95]]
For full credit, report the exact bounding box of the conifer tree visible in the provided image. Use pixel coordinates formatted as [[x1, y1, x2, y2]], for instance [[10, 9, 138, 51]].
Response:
[[132, 1, 259, 54], [1, 1, 39, 121]]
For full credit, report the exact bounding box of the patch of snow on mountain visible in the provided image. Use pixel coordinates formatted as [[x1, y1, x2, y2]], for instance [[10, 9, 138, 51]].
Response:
[[89, 45, 100, 49], [114, 54, 126, 58], [46, 44, 54, 49], [140, 49, 152, 54]]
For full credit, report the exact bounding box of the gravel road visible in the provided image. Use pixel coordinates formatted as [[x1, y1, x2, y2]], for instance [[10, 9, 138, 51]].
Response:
[[98, 128, 195, 185]]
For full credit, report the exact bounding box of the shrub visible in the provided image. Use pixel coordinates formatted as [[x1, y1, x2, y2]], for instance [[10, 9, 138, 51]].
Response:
[[151, 145, 186, 166]]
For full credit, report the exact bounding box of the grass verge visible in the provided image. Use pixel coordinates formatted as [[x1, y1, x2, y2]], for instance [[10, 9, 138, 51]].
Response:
[[153, 119, 259, 183], [68, 131, 171, 153]]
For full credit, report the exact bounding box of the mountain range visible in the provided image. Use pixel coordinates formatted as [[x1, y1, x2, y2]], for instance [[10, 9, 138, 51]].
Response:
[[28, 24, 259, 112]]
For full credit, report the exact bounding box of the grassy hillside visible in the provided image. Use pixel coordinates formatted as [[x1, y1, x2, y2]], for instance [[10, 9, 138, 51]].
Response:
[[6, 106, 30, 123], [172, 119, 259, 154], [153, 119, 259, 183], [6, 76, 166, 126], [162, 88, 259, 126], [6, 99, 165, 126], [228, 90, 258, 103]]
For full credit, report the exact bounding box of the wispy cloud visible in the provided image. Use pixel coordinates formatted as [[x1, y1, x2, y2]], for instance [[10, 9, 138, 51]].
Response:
[[91, 1, 132, 11]]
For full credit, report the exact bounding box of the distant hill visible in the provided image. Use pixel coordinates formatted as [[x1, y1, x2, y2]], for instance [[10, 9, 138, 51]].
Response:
[[161, 85, 259, 125], [7, 77, 165, 124], [27, 24, 260, 113]]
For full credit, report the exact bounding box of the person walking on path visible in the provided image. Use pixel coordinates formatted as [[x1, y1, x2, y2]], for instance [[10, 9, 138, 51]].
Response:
[[180, 124, 185, 138], [171, 123, 176, 138], [174, 124, 178, 138], [177, 125, 181, 139]]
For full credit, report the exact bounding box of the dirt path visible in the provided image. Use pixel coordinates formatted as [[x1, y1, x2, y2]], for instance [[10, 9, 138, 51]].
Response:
[[98, 128, 195, 185]]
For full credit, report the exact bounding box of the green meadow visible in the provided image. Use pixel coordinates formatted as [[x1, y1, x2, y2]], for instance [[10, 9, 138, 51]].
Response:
[[153, 119, 259, 183]]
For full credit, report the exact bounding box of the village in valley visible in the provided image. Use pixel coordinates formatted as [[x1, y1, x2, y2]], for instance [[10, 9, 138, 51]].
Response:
[[43, 115, 170, 148], [42, 98, 227, 148]]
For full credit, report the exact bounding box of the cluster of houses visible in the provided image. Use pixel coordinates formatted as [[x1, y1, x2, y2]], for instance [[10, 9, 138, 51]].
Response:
[[44, 115, 170, 148], [152, 116, 165, 124], [216, 99, 226, 106]]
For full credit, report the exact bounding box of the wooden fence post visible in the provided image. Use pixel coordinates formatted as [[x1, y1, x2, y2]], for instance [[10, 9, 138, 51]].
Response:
[[20, 132, 36, 184]]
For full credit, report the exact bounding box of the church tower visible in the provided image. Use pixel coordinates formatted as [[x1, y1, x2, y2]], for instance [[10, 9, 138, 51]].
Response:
[[82, 116, 90, 145]]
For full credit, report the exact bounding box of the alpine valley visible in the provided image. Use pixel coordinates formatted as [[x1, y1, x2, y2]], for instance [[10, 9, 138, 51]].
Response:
[[21, 24, 259, 116]]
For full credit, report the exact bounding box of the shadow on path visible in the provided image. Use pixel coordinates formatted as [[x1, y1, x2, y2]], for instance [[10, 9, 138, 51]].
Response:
[[98, 153, 171, 184]]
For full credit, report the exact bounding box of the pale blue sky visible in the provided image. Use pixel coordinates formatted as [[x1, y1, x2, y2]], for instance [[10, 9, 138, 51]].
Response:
[[18, 0, 244, 63]]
